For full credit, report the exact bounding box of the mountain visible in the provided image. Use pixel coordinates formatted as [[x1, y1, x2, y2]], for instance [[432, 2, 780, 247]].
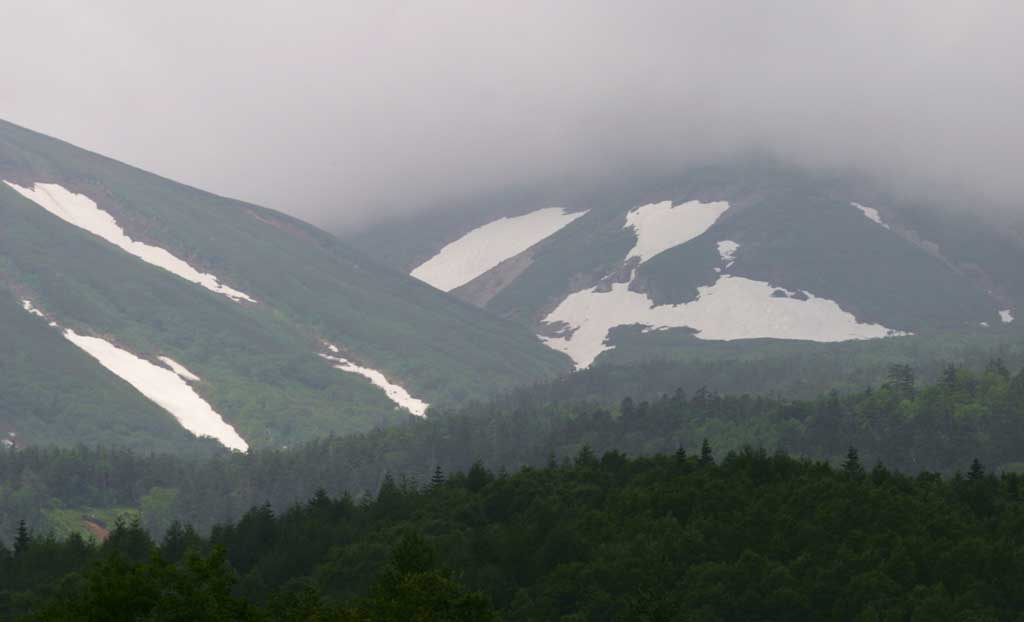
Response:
[[0, 120, 571, 452], [354, 161, 1024, 369]]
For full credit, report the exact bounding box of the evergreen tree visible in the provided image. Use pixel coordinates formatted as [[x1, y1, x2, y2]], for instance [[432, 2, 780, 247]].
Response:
[[843, 446, 865, 478], [699, 439, 714, 466], [675, 446, 687, 464], [430, 465, 445, 488], [968, 458, 985, 481], [14, 519, 30, 556]]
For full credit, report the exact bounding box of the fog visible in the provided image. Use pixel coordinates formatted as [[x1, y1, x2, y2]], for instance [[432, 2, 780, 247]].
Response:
[[2, 1, 1022, 231]]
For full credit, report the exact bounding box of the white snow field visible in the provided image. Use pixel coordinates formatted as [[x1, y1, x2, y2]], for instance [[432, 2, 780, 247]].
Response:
[[851, 202, 891, 230], [624, 200, 730, 263], [321, 344, 429, 417], [158, 356, 201, 382], [411, 207, 588, 292], [1001, 309, 1015, 323], [540, 198, 904, 368], [4, 181, 255, 302], [541, 275, 906, 369], [19, 299, 248, 451]]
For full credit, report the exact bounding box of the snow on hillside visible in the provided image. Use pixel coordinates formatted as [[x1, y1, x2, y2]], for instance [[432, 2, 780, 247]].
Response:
[[158, 356, 201, 382], [717, 240, 739, 266], [4, 181, 255, 302], [19, 299, 248, 450], [321, 343, 429, 416], [625, 200, 730, 263], [851, 202, 891, 230], [540, 200, 904, 369], [411, 207, 588, 292], [64, 330, 248, 451], [1001, 309, 1015, 323], [541, 275, 907, 369], [21, 299, 44, 318]]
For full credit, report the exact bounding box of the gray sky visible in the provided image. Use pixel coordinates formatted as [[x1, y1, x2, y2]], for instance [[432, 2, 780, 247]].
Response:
[[2, 1, 1022, 231]]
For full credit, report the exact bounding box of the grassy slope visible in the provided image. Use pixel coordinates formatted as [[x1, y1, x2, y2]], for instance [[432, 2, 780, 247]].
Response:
[[0, 120, 571, 450], [0, 290, 214, 454]]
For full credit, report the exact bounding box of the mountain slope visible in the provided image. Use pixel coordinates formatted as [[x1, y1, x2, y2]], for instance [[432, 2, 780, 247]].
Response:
[[0, 119, 571, 451], [354, 162, 1022, 369]]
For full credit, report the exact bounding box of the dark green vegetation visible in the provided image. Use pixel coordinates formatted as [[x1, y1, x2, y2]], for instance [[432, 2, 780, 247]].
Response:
[[4, 359, 1024, 541], [0, 119, 570, 450], [355, 161, 1024, 363], [7, 444, 1024, 620], [0, 292, 214, 455]]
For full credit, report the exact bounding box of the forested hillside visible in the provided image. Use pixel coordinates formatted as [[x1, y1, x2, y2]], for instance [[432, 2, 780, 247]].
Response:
[[3, 360, 1024, 541], [5, 447, 1024, 620]]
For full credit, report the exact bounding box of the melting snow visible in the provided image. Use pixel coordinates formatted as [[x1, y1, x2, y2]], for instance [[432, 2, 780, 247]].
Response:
[[851, 202, 891, 230], [21, 299, 44, 318], [717, 240, 739, 264], [1000, 309, 1015, 323], [541, 275, 907, 369], [411, 207, 588, 292], [320, 344, 429, 417], [18, 299, 247, 451], [158, 356, 201, 382], [4, 181, 255, 302], [625, 200, 730, 263]]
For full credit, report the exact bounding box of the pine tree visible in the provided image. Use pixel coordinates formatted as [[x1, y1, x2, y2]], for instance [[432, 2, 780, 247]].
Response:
[[675, 446, 687, 464], [14, 519, 30, 555], [968, 458, 985, 481], [699, 439, 714, 466], [575, 445, 597, 467], [842, 447, 864, 478], [430, 465, 445, 489]]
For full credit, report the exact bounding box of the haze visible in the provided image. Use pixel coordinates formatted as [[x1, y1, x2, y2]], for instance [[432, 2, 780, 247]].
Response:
[[2, 1, 1022, 231]]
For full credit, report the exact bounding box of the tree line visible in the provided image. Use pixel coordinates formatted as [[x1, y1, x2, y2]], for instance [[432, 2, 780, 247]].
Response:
[[3, 444, 1024, 620], [1, 359, 1023, 540]]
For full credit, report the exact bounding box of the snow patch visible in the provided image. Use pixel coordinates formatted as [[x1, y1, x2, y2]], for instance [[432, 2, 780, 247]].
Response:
[[541, 275, 907, 369], [411, 207, 588, 292], [1000, 309, 1015, 323], [851, 202, 890, 230], [4, 181, 255, 302], [624, 200, 729, 263], [320, 344, 429, 417], [158, 356, 201, 382], [64, 331, 247, 450], [18, 299, 247, 450], [21, 299, 44, 318], [717, 240, 739, 264]]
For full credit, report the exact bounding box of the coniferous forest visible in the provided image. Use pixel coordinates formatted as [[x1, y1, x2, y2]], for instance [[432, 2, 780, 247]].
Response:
[[1, 361, 1024, 618], [4, 444, 1024, 620]]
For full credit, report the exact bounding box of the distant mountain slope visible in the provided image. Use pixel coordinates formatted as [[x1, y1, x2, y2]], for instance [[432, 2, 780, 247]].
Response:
[[353, 162, 1022, 369], [0, 120, 571, 452]]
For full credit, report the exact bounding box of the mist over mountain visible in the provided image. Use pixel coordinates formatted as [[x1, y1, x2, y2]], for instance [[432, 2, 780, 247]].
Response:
[[3, 2, 1023, 231]]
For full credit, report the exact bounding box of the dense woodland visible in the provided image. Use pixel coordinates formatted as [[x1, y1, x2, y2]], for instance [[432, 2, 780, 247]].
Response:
[[4, 445, 1024, 620], [2, 360, 1024, 542]]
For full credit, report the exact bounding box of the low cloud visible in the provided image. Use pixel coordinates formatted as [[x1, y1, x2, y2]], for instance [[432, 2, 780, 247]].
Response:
[[2, 1, 1022, 230]]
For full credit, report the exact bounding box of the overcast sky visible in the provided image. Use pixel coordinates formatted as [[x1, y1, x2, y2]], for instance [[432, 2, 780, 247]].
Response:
[[2, 1, 1022, 231]]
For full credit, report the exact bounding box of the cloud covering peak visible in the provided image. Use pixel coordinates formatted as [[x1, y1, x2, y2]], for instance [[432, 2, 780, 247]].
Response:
[[2, 1, 1021, 228]]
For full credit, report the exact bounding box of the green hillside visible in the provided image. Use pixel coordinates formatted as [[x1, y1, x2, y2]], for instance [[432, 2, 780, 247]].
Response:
[[0, 120, 571, 451]]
